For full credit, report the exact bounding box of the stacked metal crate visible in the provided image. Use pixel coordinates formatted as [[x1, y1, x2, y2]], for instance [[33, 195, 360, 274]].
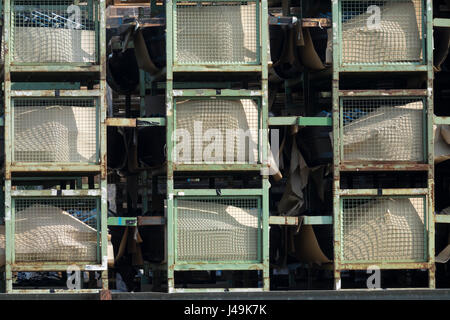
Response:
[[332, 0, 435, 288], [2, 0, 108, 293], [165, 0, 270, 292]]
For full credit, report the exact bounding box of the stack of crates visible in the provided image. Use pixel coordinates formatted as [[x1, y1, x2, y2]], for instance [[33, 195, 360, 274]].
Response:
[[165, 0, 270, 292], [332, 0, 435, 288], [2, 0, 108, 293]]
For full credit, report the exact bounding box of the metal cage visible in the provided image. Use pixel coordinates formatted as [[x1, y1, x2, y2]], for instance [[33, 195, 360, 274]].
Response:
[[10, 0, 99, 65], [338, 0, 426, 66], [12, 197, 100, 264], [11, 97, 100, 164], [174, 196, 262, 263], [173, 97, 262, 165], [340, 195, 427, 263], [340, 97, 426, 162], [172, 0, 260, 66]]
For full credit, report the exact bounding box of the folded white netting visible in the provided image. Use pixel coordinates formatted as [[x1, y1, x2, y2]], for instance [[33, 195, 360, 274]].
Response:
[[176, 2, 257, 64], [4, 204, 97, 263], [14, 105, 97, 163], [175, 99, 260, 164], [342, 1, 422, 64], [176, 200, 259, 262], [14, 27, 96, 63], [343, 102, 423, 161], [342, 198, 425, 262]]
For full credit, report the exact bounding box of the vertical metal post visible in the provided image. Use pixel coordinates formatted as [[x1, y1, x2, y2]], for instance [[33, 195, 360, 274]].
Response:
[[426, 0, 435, 289], [331, 0, 341, 290], [166, 0, 175, 293]]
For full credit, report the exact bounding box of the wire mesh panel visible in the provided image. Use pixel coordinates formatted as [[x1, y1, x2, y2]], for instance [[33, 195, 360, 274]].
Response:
[[174, 98, 260, 164], [342, 98, 425, 162], [14, 197, 99, 263], [13, 98, 98, 163], [340, 0, 424, 65], [341, 196, 426, 262], [11, 0, 98, 64], [176, 197, 261, 262], [174, 0, 259, 65]]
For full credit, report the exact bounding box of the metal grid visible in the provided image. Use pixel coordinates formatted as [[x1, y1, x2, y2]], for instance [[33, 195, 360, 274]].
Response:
[[175, 1, 258, 64], [175, 99, 260, 164], [176, 198, 260, 262], [342, 98, 425, 162], [14, 197, 99, 263], [341, 197, 426, 262], [13, 98, 98, 163], [341, 0, 423, 64], [12, 0, 97, 63]]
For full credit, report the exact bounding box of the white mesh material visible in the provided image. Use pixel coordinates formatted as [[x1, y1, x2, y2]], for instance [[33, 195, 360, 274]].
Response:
[[12, 0, 97, 64], [14, 27, 96, 63], [13, 201, 98, 263], [342, 197, 425, 262], [175, 99, 260, 164], [176, 2, 257, 64], [343, 101, 424, 161], [342, 1, 422, 64], [176, 199, 260, 262], [14, 101, 97, 163]]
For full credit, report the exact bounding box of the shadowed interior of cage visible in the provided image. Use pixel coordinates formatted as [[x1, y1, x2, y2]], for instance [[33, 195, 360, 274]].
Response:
[[341, 0, 423, 64], [13, 99, 98, 163], [174, 99, 260, 164], [342, 197, 426, 262], [12, 0, 97, 63], [175, 1, 258, 64], [0, 198, 99, 265], [176, 199, 260, 262], [342, 99, 424, 161]]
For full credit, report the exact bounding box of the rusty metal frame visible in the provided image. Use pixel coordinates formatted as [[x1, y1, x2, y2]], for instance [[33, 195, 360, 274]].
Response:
[[332, 0, 435, 290]]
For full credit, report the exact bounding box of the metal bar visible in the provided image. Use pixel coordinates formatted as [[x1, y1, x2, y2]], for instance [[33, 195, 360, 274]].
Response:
[[10, 65, 101, 73], [173, 164, 264, 172], [173, 189, 264, 197], [339, 65, 428, 73], [336, 262, 432, 270], [172, 65, 263, 73], [107, 217, 138, 227], [172, 288, 265, 293], [10, 164, 102, 172], [137, 216, 166, 226], [339, 163, 430, 172], [10, 90, 101, 97], [12, 263, 103, 272], [433, 18, 450, 27], [339, 89, 428, 97], [173, 89, 262, 97], [268, 116, 332, 126], [303, 216, 333, 225], [8, 289, 103, 294], [173, 263, 265, 271], [435, 215, 450, 223], [434, 116, 450, 125], [269, 216, 298, 225], [10, 189, 101, 197], [338, 189, 429, 196], [106, 117, 166, 127]]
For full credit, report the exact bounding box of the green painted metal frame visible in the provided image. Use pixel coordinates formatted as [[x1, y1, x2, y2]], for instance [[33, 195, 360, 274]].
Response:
[[6, 0, 103, 72], [336, 0, 428, 72], [170, 0, 262, 71], [165, 0, 269, 293], [2, 0, 108, 293], [332, 0, 435, 290]]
